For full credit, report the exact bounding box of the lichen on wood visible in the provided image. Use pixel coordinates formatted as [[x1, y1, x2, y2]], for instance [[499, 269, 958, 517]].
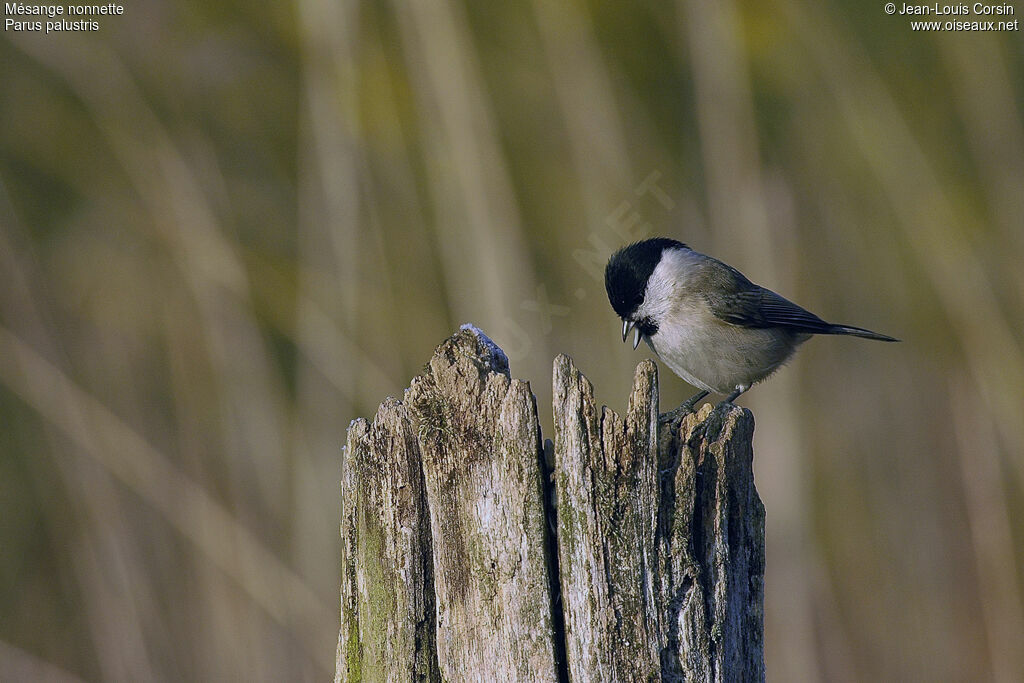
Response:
[[336, 400, 438, 682]]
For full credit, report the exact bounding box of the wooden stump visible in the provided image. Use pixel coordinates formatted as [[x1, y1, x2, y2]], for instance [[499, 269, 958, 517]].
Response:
[[336, 326, 764, 682]]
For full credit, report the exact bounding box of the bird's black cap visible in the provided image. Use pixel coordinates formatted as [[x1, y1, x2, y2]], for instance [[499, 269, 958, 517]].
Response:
[[604, 237, 686, 319]]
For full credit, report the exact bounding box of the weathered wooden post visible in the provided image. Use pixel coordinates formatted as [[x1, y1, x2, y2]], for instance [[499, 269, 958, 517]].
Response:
[[336, 326, 764, 682]]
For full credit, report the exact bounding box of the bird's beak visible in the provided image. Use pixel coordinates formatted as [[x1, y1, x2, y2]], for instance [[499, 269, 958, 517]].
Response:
[[621, 320, 642, 349]]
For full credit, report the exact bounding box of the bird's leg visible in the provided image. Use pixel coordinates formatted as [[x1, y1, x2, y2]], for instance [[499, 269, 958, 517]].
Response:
[[658, 390, 710, 425], [716, 385, 748, 409], [679, 386, 749, 449], [657, 389, 710, 474]]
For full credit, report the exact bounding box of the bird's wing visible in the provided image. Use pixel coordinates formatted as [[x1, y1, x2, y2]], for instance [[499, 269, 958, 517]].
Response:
[[702, 263, 833, 332]]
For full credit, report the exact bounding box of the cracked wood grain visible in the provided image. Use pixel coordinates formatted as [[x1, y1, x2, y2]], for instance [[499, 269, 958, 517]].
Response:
[[552, 355, 662, 680], [336, 399, 439, 682], [408, 329, 560, 681], [336, 327, 763, 682]]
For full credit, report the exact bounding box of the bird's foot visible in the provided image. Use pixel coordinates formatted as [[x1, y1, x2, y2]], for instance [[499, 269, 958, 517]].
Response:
[[714, 387, 746, 412], [658, 390, 710, 428]]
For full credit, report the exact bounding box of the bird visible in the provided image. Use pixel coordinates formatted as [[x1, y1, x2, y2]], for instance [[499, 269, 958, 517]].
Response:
[[604, 237, 898, 421]]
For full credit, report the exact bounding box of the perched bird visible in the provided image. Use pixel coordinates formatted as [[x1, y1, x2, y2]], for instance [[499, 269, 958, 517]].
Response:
[[604, 237, 898, 419]]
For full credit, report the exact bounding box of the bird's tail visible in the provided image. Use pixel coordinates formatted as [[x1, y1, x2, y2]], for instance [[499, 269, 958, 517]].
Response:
[[826, 324, 899, 342]]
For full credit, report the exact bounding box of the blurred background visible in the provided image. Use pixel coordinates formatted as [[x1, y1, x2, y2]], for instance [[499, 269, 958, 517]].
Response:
[[2, 0, 1022, 680]]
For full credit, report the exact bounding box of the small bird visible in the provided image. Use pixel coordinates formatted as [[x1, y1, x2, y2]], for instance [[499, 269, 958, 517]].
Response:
[[605, 238, 898, 419]]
